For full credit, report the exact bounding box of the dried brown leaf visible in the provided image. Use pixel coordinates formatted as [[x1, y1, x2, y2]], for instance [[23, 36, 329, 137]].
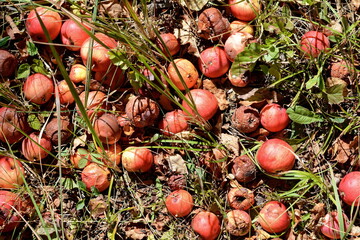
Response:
[[174, 15, 199, 57], [203, 79, 229, 110], [166, 154, 188, 174], [220, 133, 240, 155]]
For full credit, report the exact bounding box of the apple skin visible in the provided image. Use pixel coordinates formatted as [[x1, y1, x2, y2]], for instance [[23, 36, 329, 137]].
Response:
[[260, 103, 290, 132], [198, 46, 230, 78], [56, 80, 76, 105], [81, 163, 111, 192], [0, 107, 30, 144], [25, 7, 62, 42], [339, 171, 360, 206], [61, 19, 90, 51], [165, 189, 194, 217], [94, 113, 122, 144], [158, 110, 188, 136], [96, 143, 122, 167], [300, 31, 330, 58], [70, 148, 91, 169], [229, 0, 261, 21], [77, 90, 107, 119], [121, 147, 153, 173], [256, 138, 295, 173], [320, 211, 350, 239], [182, 89, 218, 121], [80, 33, 117, 72], [191, 211, 221, 240], [22, 132, 52, 162], [167, 58, 198, 90], [257, 201, 290, 234], [23, 73, 54, 105], [225, 210, 251, 236], [0, 190, 24, 232], [69, 64, 87, 83], [0, 157, 25, 189], [157, 33, 180, 56]]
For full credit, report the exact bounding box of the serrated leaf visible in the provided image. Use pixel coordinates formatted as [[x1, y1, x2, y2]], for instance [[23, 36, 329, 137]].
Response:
[[26, 40, 38, 56], [17, 63, 31, 79], [287, 105, 324, 124], [179, 0, 208, 11], [325, 84, 345, 104], [28, 114, 42, 130], [31, 59, 48, 76], [0, 37, 10, 48]]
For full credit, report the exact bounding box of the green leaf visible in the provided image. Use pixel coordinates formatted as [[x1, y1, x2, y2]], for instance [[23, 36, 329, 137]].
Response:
[[31, 59, 49, 76], [108, 50, 129, 70], [17, 63, 31, 79], [233, 42, 262, 64], [77, 181, 87, 191], [324, 84, 345, 104], [28, 114, 42, 130], [178, 0, 208, 11], [77, 148, 88, 155], [287, 105, 324, 124], [306, 74, 320, 89], [76, 199, 85, 210], [0, 37, 10, 48], [26, 40, 38, 56], [78, 158, 89, 169]]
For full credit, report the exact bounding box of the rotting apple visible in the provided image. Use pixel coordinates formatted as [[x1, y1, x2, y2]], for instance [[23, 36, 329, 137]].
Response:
[[339, 171, 360, 206], [26, 7, 62, 42], [23, 73, 54, 105], [70, 148, 91, 169], [81, 163, 111, 192], [45, 117, 73, 144], [0, 107, 30, 144], [191, 211, 221, 240], [94, 66, 125, 91], [94, 113, 122, 144], [225, 210, 252, 236], [158, 110, 188, 136], [56, 80, 76, 105], [167, 58, 199, 90], [0, 190, 24, 232], [300, 31, 330, 58], [0, 50, 17, 78], [182, 89, 218, 121], [229, 20, 254, 36], [77, 90, 107, 119], [198, 8, 230, 41], [121, 147, 153, 172], [229, 0, 261, 21], [165, 189, 194, 217], [257, 201, 290, 233], [80, 33, 117, 72], [96, 143, 122, 167], [157, 33, 181, 56], [320, 211, 350, 239], [231, 155, 257, 183], [256, 138, 295, 173], [227, 187, 254, 210], [330, 60, 354, 79], [260, 103, 290, 132], [69, 64, 87, 83], [22, 132, 52, 162], [198, 46, 230, 78], [232, 105, 260, 133], [125, 96, 160, 128], [0, 156, 25, 189], [224, 32, 252, 62], [61, 19, 91, 51]]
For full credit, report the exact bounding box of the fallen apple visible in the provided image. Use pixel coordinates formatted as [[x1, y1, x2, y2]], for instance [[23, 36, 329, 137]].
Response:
[[121, 147, 153, 172], [0, 107, 30, 144], [191, 211, 221, 240], [198, 46, 230, 78], [339, 171, 360, 206], [182, 89, 218, 121], [0, 156, 25, 189], [81, 163, 111, 192], [23, 73, 54, 105], [61, 19, 91, 51], [257, 201, 290, 233], [22, 132, 52, 162], [165, 189, 194, 217]]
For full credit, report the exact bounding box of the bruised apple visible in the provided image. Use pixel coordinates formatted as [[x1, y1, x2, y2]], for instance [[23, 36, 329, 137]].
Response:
[[94, 113, 122, 144], [0, 107, 30, 144], [80, 33, 117, 72], [158, 110, 188, 136], [26, 7, 62, 42], [121, 147, 153, 172], [256, 139, 295, 173], [0, 157, 25, 189], [320, 211, 350, 239], [22, 132, 52, 162], [257, 201, 290, 233], [224, 32, 252, 62], [77, 90, 107, 118], [45, 117, 73, 144], [191, 211, 221, 240], [165, 189, 193, 217], [81, 163, 111, 192], [157, 33, 180, 56], [198, 46, 230, 78], [225, 210, 251, 236], [96, 143, 122, 167], [23, 73, 54, 105], [182, 89, 218, 121], [167, 58, 198, 90], [56, 80, 76, 105], [61, 19, 90, 51]]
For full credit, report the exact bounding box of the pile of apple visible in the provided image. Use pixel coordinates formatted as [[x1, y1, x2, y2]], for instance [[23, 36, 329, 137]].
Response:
[[0, 1, 356, 238]]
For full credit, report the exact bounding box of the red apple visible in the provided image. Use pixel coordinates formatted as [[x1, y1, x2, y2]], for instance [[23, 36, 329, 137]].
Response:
[[0, 107, 30, 144], [23, 73, 54, 105], [257, 201, 290, 233], [80, 33, 117, 72], [157, 33, 180, 56], [198, 46, 230, 78], [0, 191, 24, 232], [69, 64, 87, 83], [70, 148, 91, 169], [81, 163, 111, 192], [61, 19, 91, 51], [94, 66, 125, 91], [26, 7, 62, 42], [96, 143, 122, 167], [224, 32, 252, 62], [158, 110, 188, 136], [22, 132, 52, 162], [339, 171, 360, 206], [260, 103, 290, 132], [121, 147, 153, 172], [229, 0, 261, 21], [320, 211, 350, 239], [165, 189, 194, 217], [182, 89, 218, 121], [77, 90, 107, 118], [167, 58, 198, 90], [94, 113, 122, 144], [225, 210, 252, 236], [191, 211, 221, 240], [300, 31, 330, 58], [56, 80, 76, 105], [0, 157, 24, 189], [256, 139, 295, 173]]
